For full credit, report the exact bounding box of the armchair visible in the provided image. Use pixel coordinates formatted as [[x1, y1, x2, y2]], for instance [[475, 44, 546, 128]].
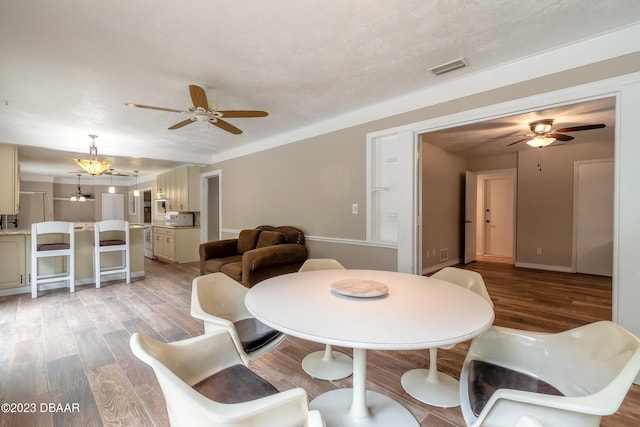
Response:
[[130, 330, 325, 427], [190, 272, 286, 364], [459, 321, 640, 427]]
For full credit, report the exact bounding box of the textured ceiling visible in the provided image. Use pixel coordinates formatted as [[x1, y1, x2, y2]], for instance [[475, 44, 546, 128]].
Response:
[[0, 1, 638, 183]]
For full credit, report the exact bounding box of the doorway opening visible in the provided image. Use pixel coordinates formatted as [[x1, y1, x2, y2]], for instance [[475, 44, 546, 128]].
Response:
[[201, 170, 221, 243], [474, 170, 516, 264], [417, 96, 614, 273]]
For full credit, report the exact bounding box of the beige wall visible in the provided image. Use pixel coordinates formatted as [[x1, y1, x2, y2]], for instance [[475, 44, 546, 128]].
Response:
[[468, 153, 517, 171], [212, 127, 367, 239], [517, 141, 614, 267], [421, 142, 467, 270], [203, 53, 640, 270]]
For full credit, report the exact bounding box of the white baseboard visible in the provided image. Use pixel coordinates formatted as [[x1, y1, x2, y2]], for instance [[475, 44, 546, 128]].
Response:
[[514, 262, 574, 273], [0, 271, 144, 297]]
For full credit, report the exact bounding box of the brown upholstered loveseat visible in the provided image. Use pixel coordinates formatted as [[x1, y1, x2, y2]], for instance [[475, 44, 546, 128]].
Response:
[[199, 225, 308, 287]]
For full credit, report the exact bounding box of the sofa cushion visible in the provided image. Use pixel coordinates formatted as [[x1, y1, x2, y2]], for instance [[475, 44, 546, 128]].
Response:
[[237, 229, 262, 254], [203, 255, 243, 273], [257, 225, 305, 245], [256, 230, 287, 248], [468, 360, 564, 417], [192, 363, 278, 404], [220, 262, 243, 282]]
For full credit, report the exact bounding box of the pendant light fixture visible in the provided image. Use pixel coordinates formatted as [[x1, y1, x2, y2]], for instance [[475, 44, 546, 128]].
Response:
[[108, 169, 116, 193], [133, 171, 140, 197], [73, 134, 112, 176], [70, 174, 86, 202]]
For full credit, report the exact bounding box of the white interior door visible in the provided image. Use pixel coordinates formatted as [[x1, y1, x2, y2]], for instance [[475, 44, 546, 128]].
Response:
[[483, 176, 514, 257], [464, 171, 478, 264], [574, 159, 613, 276]]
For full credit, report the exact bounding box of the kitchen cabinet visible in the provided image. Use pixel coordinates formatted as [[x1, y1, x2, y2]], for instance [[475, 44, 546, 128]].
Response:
[[153, 226, 199, 263], [0, 235, 28, 290], [0, 143, 20, 214], [154, 227, 175, 262], [157, 166, 200, 212]]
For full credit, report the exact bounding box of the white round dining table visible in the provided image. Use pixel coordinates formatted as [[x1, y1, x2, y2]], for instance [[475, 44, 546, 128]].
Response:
[[245, 269, 494, 427]]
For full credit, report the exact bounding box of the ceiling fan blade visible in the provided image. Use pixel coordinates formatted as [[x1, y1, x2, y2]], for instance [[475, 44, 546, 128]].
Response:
[[124, 103, 183, 113], [210, 118, 242, 134], [168, 118, 195, 130], [189, 85, 209, 110], [506, 138, 531, 147], [548, 133, 574, 142], [218, 110, 269, 118], [554, 124, 606, 132]]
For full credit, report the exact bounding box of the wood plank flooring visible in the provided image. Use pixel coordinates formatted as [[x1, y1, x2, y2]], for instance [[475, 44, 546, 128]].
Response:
[[0, 259, 638, 426]]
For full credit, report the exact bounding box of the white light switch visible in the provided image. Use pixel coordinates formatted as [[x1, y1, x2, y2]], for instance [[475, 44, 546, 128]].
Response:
[[352, 203, 358, 214]]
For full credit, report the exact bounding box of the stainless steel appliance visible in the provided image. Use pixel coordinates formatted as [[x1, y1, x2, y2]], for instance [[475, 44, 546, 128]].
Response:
[[144, 226, 155, 259], [165, 212, 194, 227]]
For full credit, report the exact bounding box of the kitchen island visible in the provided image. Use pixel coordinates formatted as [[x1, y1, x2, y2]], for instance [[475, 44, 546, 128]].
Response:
[[0, 222, 145, 296]]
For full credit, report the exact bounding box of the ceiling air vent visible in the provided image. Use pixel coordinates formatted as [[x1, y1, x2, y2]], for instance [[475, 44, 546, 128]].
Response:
[[429, 58, 467, 76]]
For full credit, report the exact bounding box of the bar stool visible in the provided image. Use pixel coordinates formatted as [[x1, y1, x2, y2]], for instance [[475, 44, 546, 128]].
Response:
[[298, 258, 353, 380], [31, 221, 75, 298], [94, 220, 130, 288]]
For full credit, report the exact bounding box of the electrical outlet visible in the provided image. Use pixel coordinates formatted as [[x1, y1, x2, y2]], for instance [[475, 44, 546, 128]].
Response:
[[352, 203, 358, 214], [536, 248, 542, 255]]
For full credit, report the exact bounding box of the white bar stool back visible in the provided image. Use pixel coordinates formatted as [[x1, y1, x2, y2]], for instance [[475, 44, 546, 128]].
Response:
[[94, 220, 130, 288], [31, 221, 75, 298]]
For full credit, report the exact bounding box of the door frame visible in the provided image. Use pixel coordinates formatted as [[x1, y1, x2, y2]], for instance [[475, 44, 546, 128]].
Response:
[[477, 169, 516, 260]]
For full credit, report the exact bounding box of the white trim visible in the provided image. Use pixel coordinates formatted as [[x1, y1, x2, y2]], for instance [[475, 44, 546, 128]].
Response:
[[306, 235, 396, 249], [212, 23, 640, 164], [220, 228, 397, 249], [0, 271, 144, 297], [514, 262, 574, 273]]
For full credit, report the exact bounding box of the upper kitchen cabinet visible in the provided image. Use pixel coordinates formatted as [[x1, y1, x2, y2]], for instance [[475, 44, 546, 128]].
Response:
[[0, 143, 20, 214], [157, 166, 200, 212]]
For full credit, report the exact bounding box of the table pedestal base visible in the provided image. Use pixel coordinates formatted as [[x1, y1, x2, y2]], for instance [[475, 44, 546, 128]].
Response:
[[302, 345, 353, 381], [310, 389, 418, 427], [401, 368, 460, 408]]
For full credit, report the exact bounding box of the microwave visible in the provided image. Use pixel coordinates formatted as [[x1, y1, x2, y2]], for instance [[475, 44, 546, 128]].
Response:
[[166, 213, 193, 227]]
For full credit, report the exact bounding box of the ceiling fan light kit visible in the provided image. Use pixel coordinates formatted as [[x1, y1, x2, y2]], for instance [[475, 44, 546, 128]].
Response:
[[527, 136, 556, 148], [73, 134, 112, 176], [125, 84, 268, 135], [506, 118, 606, 148]]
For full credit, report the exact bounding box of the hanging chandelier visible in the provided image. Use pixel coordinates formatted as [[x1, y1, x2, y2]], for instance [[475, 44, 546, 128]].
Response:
[[70, 174, 86, 202], [108, 169, 116, 193], [133, 170, 140, 197], [73, 134, 111, 176]]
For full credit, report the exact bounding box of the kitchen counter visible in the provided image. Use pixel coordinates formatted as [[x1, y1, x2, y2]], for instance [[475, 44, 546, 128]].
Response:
[[151, 224, 199, 229], [0, 222, 145, 296]]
